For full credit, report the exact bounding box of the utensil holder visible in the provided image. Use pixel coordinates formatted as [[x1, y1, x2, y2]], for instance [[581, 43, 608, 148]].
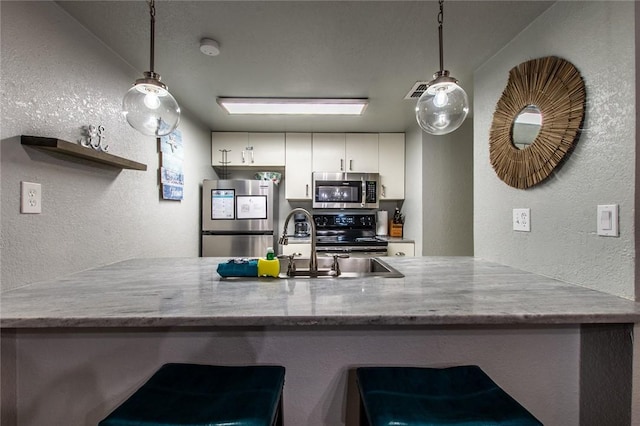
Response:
[[389, 222, 403, 238]]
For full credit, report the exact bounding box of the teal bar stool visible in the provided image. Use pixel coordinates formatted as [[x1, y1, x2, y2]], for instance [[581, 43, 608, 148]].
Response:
[[99, 363, 285, 426], [356, 365, 542, 426]]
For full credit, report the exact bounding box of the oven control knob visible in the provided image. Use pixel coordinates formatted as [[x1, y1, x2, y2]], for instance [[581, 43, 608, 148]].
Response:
[[315, 216, 328, 227]]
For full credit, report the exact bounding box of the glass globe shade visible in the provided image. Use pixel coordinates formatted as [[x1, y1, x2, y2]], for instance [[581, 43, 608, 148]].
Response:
[[122, 78, 180, 137], [415, 73, 469, 135]]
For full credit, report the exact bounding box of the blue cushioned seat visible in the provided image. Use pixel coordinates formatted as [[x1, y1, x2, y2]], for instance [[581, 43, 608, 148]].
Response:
[[356, 365, 542, 426], [99, 363, 285, 426]]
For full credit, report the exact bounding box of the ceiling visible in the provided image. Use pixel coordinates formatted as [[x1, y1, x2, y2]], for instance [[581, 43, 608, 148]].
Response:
[[56, 0, 554, 133]]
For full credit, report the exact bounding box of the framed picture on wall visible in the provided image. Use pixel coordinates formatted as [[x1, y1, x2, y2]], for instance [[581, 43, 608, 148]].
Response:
[[159, 129, 184, 201]]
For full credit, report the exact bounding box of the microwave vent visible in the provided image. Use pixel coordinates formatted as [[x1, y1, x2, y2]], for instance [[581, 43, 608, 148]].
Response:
[[404, 81, 429, 100]]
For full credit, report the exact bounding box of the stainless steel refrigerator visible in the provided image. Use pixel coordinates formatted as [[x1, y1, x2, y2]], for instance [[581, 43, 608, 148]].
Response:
[[201, 179, 278, 257]]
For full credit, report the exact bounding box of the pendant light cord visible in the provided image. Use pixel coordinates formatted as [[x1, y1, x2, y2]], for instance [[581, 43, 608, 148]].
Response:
[[438, 0, 444, 73], [148, 0, 156, 73]]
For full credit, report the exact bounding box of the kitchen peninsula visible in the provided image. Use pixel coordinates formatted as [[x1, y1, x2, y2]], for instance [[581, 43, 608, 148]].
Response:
[[2, 256, 639, 425]]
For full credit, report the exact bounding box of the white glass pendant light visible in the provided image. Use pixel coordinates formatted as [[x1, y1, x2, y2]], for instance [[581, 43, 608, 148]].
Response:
[[123, 0, 180, 136], [416, 0, 469, 135]]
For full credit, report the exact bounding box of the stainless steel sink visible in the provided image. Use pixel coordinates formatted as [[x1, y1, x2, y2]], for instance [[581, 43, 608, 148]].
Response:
[[279, 256, 404, 278]]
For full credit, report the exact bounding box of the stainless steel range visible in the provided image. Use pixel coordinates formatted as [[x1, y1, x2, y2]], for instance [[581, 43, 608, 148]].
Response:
[[313, 213, 388, 257]]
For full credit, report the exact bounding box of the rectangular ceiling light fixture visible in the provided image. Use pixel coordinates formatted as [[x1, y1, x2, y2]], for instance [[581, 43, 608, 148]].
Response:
[[217, 98, 368, 115]]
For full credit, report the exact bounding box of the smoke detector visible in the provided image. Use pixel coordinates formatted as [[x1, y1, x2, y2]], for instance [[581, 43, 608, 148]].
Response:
[[200, 38, 220, 56]]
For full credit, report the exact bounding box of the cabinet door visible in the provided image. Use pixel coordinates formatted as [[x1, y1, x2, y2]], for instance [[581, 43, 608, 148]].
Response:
[[285, 133, 312, 200], [378, 133, 405, 199], [387, 242, 414, 257], [211, 132, 248, 166], [346, 133, 378, 172], [248, 133, 285, 166], [312, 133, 346, 172]]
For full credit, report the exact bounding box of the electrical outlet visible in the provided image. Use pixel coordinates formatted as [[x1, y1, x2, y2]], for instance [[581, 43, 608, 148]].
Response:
[[21, 182, 41, 214], [513, 208, 530, 232]]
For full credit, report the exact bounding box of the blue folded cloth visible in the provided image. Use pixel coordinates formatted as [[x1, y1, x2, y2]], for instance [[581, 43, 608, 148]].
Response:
[[217, 258, 258, 277]]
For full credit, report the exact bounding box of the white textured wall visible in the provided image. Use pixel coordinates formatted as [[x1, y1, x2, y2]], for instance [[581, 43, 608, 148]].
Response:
[[422, 119, 474, 256], [0, 1, 215, 291], [635, 0, 640, 304], [474, 1, 636, 299]]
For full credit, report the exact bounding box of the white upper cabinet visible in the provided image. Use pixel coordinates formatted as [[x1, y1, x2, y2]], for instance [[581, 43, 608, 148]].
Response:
[[212, 132, 285, 167], [285, 133, 312, 200], [312, 133, 379, 172], [345, 133, 379, 172], [311, 133, 346, 172], [214, 131, 405, 201], [211, 132, 248, 167], [378, 133, 405, 200], [248, 133, 286, 166]]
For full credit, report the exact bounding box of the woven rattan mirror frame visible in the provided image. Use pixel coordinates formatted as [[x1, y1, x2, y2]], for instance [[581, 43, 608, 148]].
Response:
[[489, 56, 586, 189]]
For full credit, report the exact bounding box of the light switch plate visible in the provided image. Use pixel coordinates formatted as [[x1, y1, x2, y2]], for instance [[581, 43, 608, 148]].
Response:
[[20, 181, 42, 214], [513, 208, 530, 232], [597, 204, 618, 237]]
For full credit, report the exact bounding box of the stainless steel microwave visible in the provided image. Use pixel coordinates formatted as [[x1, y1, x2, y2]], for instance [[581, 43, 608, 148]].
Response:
[[312, 172, 379, 209]]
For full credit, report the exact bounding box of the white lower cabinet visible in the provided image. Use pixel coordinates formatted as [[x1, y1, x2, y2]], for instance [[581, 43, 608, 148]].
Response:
[[387, 242, 415, 257], [281, 243, 312, 258]]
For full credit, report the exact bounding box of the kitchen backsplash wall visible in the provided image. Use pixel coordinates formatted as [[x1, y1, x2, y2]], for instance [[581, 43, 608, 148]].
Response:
[[0, 1, 215, 291]]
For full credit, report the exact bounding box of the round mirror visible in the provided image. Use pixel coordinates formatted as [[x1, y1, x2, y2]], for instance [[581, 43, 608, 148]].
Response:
[[511, 105, 542, 149], [489, 56, 586, 189]]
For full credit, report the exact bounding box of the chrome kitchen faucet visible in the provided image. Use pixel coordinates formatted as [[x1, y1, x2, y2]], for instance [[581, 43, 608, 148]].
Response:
[[279, 208, 318, 276]]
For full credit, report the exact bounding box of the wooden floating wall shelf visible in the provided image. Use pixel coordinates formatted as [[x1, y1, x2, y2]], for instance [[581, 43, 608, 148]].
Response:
[[21, 135, 147, 171]]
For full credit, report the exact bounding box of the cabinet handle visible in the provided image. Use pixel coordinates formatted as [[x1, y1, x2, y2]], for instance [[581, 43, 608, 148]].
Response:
[[251, 150, 254, 164], [340, 159, 344, 171], [349, 159, 353, 171], [395, 252, 406, 256], [381, 184, 386, 198], [219, 149, 229, 165], [305, 184, 309, 197], [244, 146, 254, 164]]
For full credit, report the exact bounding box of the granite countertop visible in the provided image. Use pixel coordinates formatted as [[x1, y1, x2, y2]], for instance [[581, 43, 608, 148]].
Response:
[[2, 257, 639, 328], [379, 236, 415, 243]]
